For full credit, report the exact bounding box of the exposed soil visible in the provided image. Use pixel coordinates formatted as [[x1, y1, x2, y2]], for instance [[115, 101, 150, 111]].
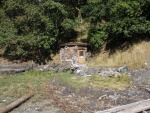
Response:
[[5, 68, 149, 113]]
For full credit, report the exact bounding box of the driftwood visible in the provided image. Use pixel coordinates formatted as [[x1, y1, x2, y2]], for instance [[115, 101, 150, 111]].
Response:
[[96, 99, 150, 113], [0, 93, 34, 113]]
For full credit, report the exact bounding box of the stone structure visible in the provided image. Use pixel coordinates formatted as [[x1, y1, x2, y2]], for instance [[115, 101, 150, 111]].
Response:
[[59, 42, 88, 64]]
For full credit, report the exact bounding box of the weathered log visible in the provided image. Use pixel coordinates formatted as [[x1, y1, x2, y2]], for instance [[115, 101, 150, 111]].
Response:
[[95, 99, 150, 113], [0, 93, 34, 113], [117, 100, 150, 113]]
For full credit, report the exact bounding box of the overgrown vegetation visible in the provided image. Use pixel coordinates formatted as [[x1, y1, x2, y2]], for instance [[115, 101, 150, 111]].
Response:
[[0, 71, 131, 105], [0, 0, 150, 64], [85, 0, 150, 53], [86, 41, 150, 68]]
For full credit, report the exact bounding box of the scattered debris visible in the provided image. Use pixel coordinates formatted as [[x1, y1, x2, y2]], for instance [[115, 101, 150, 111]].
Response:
[[99, 94, 108, 101]]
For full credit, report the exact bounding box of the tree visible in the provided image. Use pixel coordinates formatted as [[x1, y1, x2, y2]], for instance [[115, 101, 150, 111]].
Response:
[[84, 0, 150, 53], [1, 0, 150, 61], [1, 0, 76, 64], [0, 9, 17, 49]]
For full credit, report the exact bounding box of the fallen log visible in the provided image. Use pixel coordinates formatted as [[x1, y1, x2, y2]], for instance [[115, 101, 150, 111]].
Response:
[[0, 93, 34, 113], [95, 99, 150, 113]]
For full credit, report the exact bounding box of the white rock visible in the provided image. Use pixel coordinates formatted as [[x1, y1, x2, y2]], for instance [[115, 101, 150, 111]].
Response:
[[2, 99, 7, 103]]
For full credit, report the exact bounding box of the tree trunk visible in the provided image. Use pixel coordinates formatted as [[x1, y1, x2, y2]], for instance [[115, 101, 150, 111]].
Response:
[[75, 7, 83, 23]]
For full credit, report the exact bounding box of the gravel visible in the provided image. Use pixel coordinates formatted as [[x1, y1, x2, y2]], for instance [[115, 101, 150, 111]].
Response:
[[10, 100, 60, 113]]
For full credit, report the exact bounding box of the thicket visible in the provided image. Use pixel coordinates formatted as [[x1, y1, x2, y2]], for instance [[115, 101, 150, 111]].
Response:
[[84, 0, 150, 53], [0, 0, 150, 64]]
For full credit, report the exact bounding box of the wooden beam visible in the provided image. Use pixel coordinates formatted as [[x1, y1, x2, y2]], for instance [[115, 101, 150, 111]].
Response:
[[0, 93, 34, 113], [95, 99, 150, 113]]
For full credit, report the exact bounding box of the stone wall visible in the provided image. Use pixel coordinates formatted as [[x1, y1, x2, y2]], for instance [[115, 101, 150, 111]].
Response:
[[60, 46, 86, 64]]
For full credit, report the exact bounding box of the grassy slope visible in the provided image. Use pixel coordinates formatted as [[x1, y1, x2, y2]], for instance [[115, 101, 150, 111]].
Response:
[[73, 23, 150, 69], [87, 41, 150, 69]]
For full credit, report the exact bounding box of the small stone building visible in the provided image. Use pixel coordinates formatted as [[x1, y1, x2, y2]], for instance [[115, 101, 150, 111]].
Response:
[[59, 42, 88, 64]]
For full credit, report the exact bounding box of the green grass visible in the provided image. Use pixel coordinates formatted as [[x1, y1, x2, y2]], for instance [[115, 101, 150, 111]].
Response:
[[90, 74, 131, 90], [0, 71, 55, 104], [53, 71, 131, 91], [0, 71, 131, 105], [55, 71, 90, 92]]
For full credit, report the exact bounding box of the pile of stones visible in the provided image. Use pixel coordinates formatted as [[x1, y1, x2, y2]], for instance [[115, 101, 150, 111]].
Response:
[[34, 60, 129, 78], [0, 59, 130, 78]]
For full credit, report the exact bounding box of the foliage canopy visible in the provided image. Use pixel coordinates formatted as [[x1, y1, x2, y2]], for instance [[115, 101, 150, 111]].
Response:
[[0, 0, 150, 63]]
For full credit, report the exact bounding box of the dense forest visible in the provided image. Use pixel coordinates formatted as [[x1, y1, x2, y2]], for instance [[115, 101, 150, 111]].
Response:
[[0, 0, 150, 64]]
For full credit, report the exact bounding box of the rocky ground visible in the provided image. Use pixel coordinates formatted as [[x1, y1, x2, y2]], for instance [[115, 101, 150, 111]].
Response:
[[1, 67, 148, 113], [1, 62, 150, 113]]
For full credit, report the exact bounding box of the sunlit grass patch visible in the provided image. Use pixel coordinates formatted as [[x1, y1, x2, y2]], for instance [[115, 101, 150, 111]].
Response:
[[90, 74, 131, 90], [54, 72, 131, 91]]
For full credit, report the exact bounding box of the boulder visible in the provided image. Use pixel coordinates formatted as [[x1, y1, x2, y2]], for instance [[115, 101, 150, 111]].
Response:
[[72, 64, 88, 76], [99, 70, 121, 79], [86, 67, 100, 75], [32, 61, 129, 78]]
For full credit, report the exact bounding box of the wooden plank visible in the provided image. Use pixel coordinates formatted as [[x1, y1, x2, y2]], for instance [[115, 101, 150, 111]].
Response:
[[95, 99, 150, 113], [0, 93, 34, 113], [118, 100, 150, 113]]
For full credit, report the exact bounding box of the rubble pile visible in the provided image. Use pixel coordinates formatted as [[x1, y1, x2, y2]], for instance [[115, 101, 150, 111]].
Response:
[[34, 61, 129, 78]]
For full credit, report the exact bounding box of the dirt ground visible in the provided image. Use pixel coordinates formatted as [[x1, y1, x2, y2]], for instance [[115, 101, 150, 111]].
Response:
[[4, 68, 149, 113]]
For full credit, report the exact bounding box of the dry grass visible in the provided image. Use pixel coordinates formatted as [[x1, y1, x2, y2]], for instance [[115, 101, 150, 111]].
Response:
[[87, 41, 150, 69], [49, 53, 62, 64]]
